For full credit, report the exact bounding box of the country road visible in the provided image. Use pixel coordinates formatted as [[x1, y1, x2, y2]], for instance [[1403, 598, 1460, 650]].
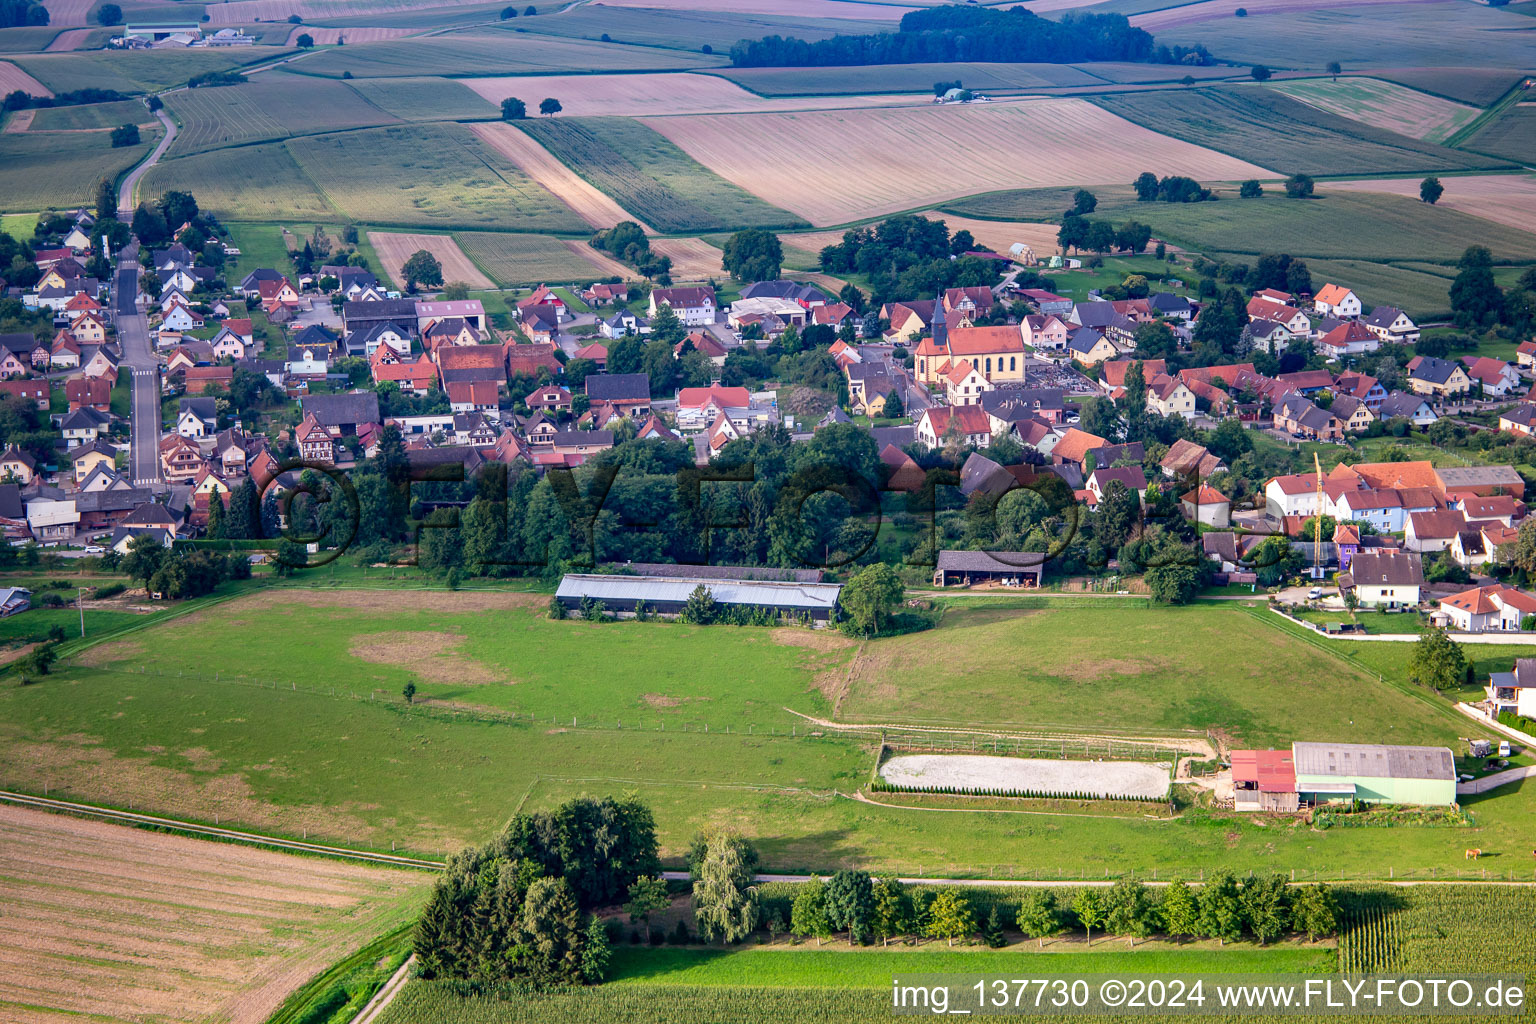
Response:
[[113, 243, 164, 487], [117, 106, 177, 214]]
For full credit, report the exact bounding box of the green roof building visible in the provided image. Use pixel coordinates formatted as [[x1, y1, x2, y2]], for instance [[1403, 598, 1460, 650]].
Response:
[[1292, 742, 1456, 806]]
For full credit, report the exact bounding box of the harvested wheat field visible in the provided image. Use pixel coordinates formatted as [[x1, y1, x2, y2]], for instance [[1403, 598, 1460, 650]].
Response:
[[0, 60, 51, 97], [1131, 0, 1434, 27], [925, 213, 1062, 258], [1270, 77, 1478, 143], [368, 230, 493, 290], [566, 238, 632, 279], [44, 27, 93, 50], [0, 803, 429, 1024], [206, 0, 484, 24], [470, 122, 641, 230], [1326, 174, 1536, 234], [4, 109, 34, 132], [464, 71, 928, 117], [286, 25, 414, 45], [650, 237, 724, 280], [37, 0, 92, 23], [649, 99, 1268, 225]]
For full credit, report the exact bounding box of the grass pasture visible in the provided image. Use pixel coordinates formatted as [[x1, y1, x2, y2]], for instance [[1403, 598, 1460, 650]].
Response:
[[142, 141, 337, 222], [1279, 258, 1454, 318], [513, 4, 892, 52], [3, 588, 1524, 880], [1462, 104, 1536, 165], [0, 58, 50, 96], [0, 802, 428, 1024], [942, 185, 1138, 222], [24, 98, 148, 130], [1268, 77, 1479, 144], [294, 31, 725, 79], [342, 75, 499, 121], [165, 76, 401, 156], [0, 127, 154, 213], [0, 26, 62, 52], [455, 232, 625, 286], [1091, 87, 1508, 176], [515, 116, 807, 233], [287, 123, 586, 232], [711, 62, 1114, 96], [647, 99, 1266, 226]]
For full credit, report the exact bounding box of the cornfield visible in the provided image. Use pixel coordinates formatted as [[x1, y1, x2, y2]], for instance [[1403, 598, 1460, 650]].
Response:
[[1338, 894, 1402, 973], [377, 982, 895, 1023]]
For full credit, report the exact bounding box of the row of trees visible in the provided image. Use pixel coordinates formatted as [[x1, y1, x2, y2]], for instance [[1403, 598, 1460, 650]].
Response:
[[118, 534, 253, 599], [730, 6, 1153, 67], [413, 795, 658, 986], [817, 214, 1003, 305], [779, 873, 1338, 948]]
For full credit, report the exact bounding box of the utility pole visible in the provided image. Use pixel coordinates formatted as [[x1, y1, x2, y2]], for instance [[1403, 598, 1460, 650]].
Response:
[[77, 586, 85, 637]]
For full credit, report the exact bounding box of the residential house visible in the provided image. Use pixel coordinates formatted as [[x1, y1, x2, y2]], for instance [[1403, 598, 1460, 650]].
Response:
[[1065, 328, 1118, 367], [1486, 659, 1536, 717], [584, 373, 651, 417], [437, 346, 507, 392], [882, 300, 933, 342], [183, 365, 233, 395], [1146, 374, 1195, 417], [572, 342, 608, 369], [549, 429, 615, 460], [1344, 548, 1422, 609], [1181, 484, 1231, 527], [1464, 356, 1521, 397], [1518, 340, 1536, 371], [177, 397, 217, 438], [811, 302, 854, 332], [1361, 306, 1419, 345], [1312, 284, 1361, 319], [257, 277, 301, 307], [599, 310, 645, 340], [1161, 439, 1226, 480], [301, 392, 381, 439], [649, 286, 716, 326], [65, 376, 110, 413], [526, 385, 572, 416], [582, 282, 628, 305], [158, 434, 205, 482], [1051, 427, 1108, 469], [295, 413, 335, 464], [504, 342, 562, 380], [942, 286, 993, 319], [210, 324, 249, 361], [25, 493, 78, 544], [1407, 356, 1471, 399], [1245, 318, 1295, 355], [71, 314, 108, 346], [941, 359, 992, 406], [677, 331, 727, 365], [1272, 394, 1341, 440], [1331, 394, 1376, 434], [1086, 465, 1147, 505], [1102, 358, 1167, 391], [845, 362, 897, 416], [915, 405, 992, 450], [1023, 314, 1068, 351], [50, 331, 81, 369], [60, 407, 109, 448], [348, 322, 412, 359], [343, 298, 419, 338], [0, 445, 37, 484], [1439, 584, 1536, 633], [369, 347, 437, 395], [1318, 320, 1380, 360], [517, 287, 568, 322], [0, 379, 47, 410], [1378, 390, 1439, 426], [1148, 292, 1193, 321], [447, 380, 499, 415], [1246, 297, 1311, 336], [1500, 404, 1536, 437], [79, 344, 119, 379], [161, 302, 204, 334], [1405, 509, 1468, 553], [675, 386, 775, 435], [1334, 371, 1387, 411]]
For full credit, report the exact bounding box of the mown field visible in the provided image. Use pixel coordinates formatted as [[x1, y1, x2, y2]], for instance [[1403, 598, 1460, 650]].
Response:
[[1091, 87, 1508, 176], [0, 127, 155, 213], [295, 31, 725, 79], [1370, 67, 1525, 107], [511, 4, 889, 52], [455, 232, 620, 286], [1267, 77, 1479, 144], [516, 116, 807, 233], [375, 887, 1536, 1023], [1463, 105, 1536, 165], [0, 802, 429, 1024], [342, 75, 499, 121], [164, 76, 401, 156], [1, 587, 1524, 878], [24, 98, 147, 130], [142, 141, 338, 222], [287, 123, 586, 232]]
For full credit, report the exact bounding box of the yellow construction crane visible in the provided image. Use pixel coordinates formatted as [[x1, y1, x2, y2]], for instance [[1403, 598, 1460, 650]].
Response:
[[1313, 452, 1325, 580]]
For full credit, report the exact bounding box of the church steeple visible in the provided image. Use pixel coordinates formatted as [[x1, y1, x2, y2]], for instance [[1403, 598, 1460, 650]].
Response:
[[930, 292, 948, 350]]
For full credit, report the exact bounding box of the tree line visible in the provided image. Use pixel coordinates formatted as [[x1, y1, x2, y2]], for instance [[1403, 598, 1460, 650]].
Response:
[[729, 6, 1153, 67], [413, 795, 659, 987]]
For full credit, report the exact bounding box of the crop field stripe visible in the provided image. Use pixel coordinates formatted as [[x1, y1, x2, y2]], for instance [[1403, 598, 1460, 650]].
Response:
[[470, 122, 645, 232]]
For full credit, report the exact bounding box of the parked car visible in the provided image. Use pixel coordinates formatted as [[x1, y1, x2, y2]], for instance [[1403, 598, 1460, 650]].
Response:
[[83, 544, 104, 555], [1307, 587, 1323, 600]]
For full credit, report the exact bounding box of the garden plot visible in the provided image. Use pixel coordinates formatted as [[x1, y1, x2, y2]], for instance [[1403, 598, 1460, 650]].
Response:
[[879, 754, 1171, 799]]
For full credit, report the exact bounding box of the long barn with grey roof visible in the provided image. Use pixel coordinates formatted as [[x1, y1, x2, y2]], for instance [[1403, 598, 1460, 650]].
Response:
[[556, 573, 842, 623]]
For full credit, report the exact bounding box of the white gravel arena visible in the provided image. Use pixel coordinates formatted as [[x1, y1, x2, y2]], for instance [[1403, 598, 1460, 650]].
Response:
[[879, 754, 1171, 799]]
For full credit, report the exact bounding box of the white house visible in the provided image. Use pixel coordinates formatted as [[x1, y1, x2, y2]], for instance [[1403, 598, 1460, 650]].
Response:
[[1346, 548, 1422, 609], [161, 301, 203, 332], [649, 286, 716, 327], [1265, 473, 1320, 519], [1360, 306, 1419, 345], [1486, 658, 1536, 717], [1313, 284, 1361, 319]]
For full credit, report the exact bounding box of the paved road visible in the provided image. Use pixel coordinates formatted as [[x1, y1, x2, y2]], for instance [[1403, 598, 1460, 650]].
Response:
[[112, 243, 163, 488], [1458, 765, 1536, 796], [117, 107, 177, 215]]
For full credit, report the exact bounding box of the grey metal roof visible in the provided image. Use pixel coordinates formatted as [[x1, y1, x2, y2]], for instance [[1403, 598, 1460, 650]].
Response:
[[1348, 548, 1423, 587], [934, 550, 1047, 573], [1435, 465, 1523, 489], [557, 573, 841, 611], [1291, 742, 1454, 782]]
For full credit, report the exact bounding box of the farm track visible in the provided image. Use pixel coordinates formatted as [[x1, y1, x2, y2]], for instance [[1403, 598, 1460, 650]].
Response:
[[0, 791, 444, 869]]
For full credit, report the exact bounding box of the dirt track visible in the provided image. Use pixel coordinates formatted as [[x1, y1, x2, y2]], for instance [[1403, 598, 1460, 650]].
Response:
[[0, 802, 427, 1024]]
